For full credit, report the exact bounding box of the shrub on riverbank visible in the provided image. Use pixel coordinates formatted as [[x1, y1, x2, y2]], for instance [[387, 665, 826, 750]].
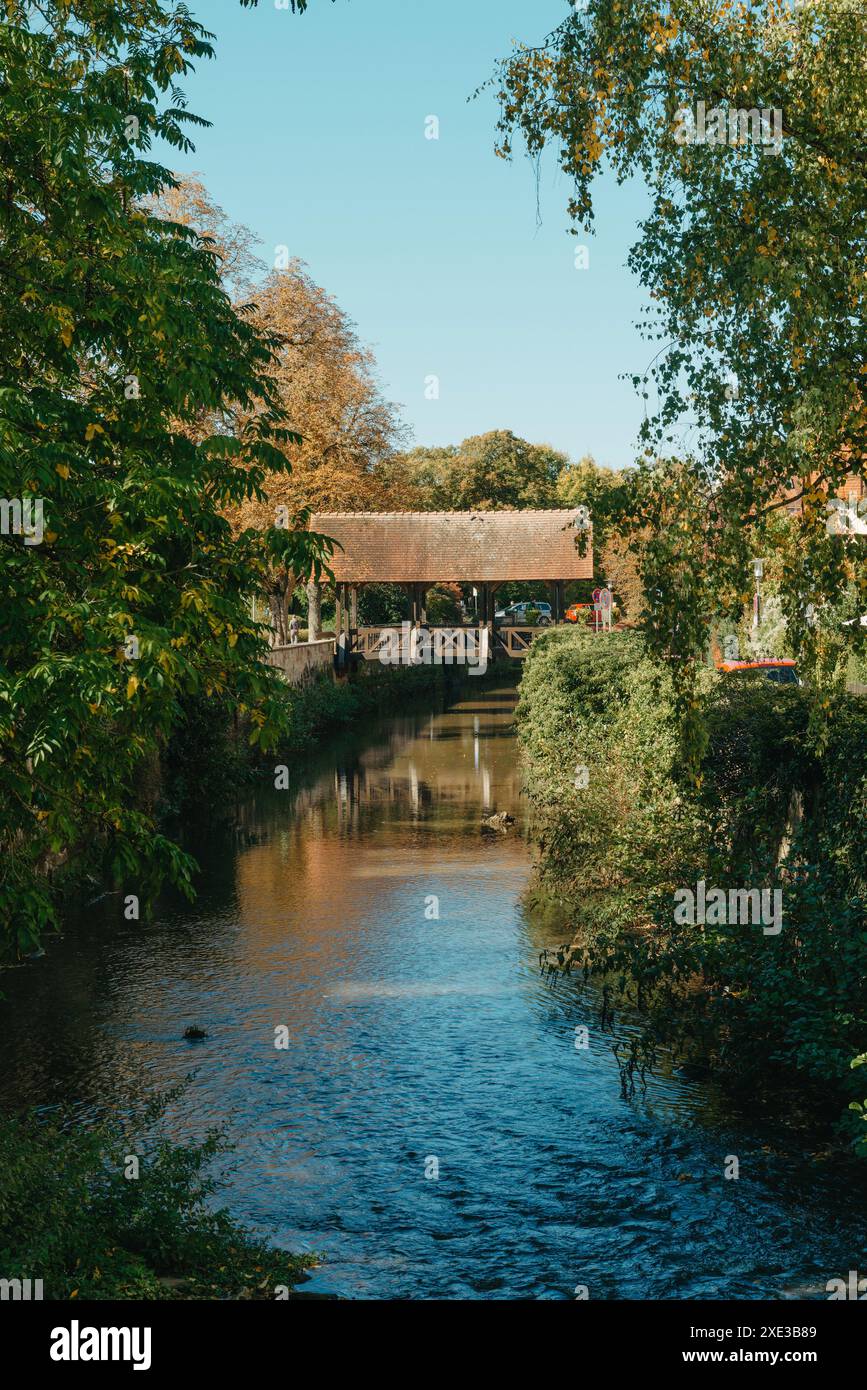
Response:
[[516, 626, 702, 935], [517, 627, 867, 1143], [274, 661, 460, 749], [0, 1103, 314, 1300]]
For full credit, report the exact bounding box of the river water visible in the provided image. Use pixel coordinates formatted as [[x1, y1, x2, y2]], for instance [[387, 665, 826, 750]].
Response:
[[1, 681, 865, 1299]]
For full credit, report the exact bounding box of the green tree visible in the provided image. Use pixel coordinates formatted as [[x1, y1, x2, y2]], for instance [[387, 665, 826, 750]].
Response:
[[557, 454, 620, 510], [383, 430, 569, 509], [494, 0, 867, 750], [558, 455, 645, 620], [0, 1, 327, 951]]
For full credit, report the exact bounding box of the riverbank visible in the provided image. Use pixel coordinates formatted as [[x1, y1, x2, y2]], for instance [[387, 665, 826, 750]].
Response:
[[4, 678, 867, 1298], [160, 660, 470, 824], [0, 661, 479, 967], [0, 667, 511, 1300], [0, 1099, 317, 1300], [516, 625, 867, 1152]]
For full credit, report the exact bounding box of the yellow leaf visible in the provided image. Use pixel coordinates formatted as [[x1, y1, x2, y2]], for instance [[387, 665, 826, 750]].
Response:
[[55, 463, 70, 479], [60, 324, 73, 348], [126, 675, 139, 699], [85, 424, 104, 442]]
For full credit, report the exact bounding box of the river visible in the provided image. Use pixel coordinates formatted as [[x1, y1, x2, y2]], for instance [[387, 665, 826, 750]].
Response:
[[0, 680, 864, 1299]]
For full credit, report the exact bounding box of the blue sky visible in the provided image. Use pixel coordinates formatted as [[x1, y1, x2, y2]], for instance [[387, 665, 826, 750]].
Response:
[[170, 0, 653, 469]]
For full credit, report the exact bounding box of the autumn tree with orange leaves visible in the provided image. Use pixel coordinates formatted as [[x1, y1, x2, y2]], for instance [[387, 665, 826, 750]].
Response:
[[235, 264, 406, 642], [148, 178, 406, 642]]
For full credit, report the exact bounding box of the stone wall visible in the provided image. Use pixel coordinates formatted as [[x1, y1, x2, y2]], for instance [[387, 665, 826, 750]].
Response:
[[266, 639, 336, 687]]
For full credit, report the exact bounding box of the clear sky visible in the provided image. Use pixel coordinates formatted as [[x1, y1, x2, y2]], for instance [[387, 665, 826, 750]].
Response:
[[169, 0, 653, 469]]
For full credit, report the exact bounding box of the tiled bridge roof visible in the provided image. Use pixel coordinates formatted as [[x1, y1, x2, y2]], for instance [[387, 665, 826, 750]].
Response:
[[310, 510, 594, 584]]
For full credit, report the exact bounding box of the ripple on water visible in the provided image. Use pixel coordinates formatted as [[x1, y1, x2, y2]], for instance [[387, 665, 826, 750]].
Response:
[[1, 687, 866, 1298]]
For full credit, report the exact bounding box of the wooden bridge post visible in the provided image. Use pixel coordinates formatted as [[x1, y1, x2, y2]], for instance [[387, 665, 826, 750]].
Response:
[[550, 580, 564, 622], [478, 582, 495, 660], [406, 583, 428, 625]]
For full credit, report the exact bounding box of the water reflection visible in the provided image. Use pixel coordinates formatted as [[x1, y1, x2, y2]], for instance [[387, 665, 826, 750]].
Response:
[[0, 682, 865, 1299]]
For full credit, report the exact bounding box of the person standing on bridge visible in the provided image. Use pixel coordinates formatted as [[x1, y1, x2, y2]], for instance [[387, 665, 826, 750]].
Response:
[[289, 613, 300, 645]]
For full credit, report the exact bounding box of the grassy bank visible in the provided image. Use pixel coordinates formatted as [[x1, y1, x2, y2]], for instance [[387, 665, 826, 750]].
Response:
[[517, 626, 867, 1148], [0, 1100, 315, 1300]]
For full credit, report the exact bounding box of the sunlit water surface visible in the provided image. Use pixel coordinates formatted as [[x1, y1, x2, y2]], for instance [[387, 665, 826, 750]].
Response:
[[1, 684, 865, 1299]]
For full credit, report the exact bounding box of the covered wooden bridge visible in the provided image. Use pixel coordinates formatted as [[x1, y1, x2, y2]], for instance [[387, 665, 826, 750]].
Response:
[[306, 509, 593, 663]]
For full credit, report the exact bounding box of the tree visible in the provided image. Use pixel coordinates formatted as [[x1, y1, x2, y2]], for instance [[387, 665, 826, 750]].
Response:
[[494, 0, 867, 749], [558, 456, 645, 619], [557, 454, 620, 509], [382, 430, 569, 509], [235, 265, 406, 518], [0, 1, 326, 950], [144, 181, 406, 642], [230, 262, 407, 640], [146, 172, 264, 296]]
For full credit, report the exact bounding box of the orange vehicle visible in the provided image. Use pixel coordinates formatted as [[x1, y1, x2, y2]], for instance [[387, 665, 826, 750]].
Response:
[[715, 657, 800, 685], [564, 602, 596, 626]]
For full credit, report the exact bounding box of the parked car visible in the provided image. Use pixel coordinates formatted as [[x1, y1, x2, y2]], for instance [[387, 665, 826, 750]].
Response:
[[494, 601, 553, 627], [715, 658, 801, 686]]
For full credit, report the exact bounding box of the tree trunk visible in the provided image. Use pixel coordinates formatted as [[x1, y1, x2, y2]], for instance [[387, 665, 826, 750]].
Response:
[[266, 566, 299, 646], [268, 591, 287, 646], [306, 579, 322, 641]]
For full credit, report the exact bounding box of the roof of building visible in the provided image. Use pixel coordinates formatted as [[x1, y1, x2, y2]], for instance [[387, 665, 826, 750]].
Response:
[[309, 510, 594, 583], [779, 471, 866, 515]]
